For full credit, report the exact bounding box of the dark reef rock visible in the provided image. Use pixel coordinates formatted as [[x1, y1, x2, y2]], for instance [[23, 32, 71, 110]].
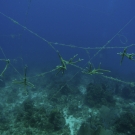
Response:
[[115, 112, 135, 134], [16, 98, 65, 132], [121, 86, 135, 100], [85, 83, 115, 107]]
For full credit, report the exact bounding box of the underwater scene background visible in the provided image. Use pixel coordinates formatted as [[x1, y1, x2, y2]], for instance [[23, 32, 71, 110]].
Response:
[[0, 0, 135, 135]]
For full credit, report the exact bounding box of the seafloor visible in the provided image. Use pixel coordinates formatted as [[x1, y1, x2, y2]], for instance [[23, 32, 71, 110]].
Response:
[[0, 69, 135, 135]]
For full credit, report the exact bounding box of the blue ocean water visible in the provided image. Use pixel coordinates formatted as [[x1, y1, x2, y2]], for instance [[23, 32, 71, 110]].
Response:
[[0, 0, 135, 72], [0, 0, 135, 134]]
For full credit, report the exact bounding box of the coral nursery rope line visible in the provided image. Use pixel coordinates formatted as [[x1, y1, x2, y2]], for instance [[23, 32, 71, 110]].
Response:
[[0, 46, 7, 59], [52, 43, 135, 50], [90, 15, 135, 61], [0, 12, 57, 52], [0, 11, 135, 88], [0, 12, 135, 53]]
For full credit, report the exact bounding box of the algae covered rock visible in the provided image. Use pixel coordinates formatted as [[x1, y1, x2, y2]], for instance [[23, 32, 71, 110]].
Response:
[[85, 83, 115, 107], [115, 112, 135, 134]]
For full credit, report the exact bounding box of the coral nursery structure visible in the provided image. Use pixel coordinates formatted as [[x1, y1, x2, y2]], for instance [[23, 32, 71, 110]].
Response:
[[0, 1, 135, 135]]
